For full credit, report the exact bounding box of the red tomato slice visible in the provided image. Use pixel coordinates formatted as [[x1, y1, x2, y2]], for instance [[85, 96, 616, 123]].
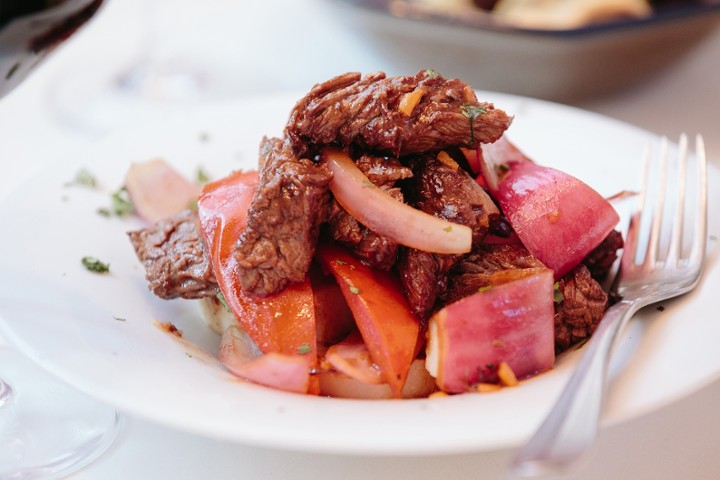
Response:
[[316, 243, 422, 398], [196, 171, 318, 393]]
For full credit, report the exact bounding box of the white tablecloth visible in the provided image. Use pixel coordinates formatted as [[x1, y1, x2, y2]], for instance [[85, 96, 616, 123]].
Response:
[[1, 1, 719, 478]]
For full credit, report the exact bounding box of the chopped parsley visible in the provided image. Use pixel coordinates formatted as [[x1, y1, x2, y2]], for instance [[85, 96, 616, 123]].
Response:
[[196, 167, 210, 185], [424, 69, 442, 79], [68, 168, 97, 188], [216, 291, 231, 312], [82, 256, 110, 273], [349, 285, 362, 295], [297, 343, 313, 355], [97, 186, 133, 217], [478, 285, 492, 293], [553, 282, 564, 303], [495, 163, 510, 174], [460, 104, 487, 147]]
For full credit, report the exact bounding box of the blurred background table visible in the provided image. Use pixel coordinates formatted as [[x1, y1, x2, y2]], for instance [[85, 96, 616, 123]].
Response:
[[1, 0, 718, 478]]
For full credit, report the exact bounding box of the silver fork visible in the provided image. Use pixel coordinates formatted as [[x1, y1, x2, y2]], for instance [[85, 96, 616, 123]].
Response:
[[509, 134, 708, 477]]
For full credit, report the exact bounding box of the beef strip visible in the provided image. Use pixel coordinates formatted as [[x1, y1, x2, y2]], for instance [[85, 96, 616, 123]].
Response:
[[233, 136, 333, 296], [127, 209, 218, 300], [583, 229, 624, 281], [398, 154, 500, 318], [325, 153, 413, 270], [554, 264, 608, 353], [444, 243, 545, 304], [285, 70, 513, 158]]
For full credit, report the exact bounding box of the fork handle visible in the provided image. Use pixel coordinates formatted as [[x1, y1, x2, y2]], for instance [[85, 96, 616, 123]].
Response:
[[509, 299, 640, 477]]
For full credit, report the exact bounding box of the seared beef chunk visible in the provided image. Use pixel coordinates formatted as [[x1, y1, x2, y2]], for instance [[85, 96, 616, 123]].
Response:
[[583, 229, 624, 280], [285, 71, 513, 157], [554, 264, 608, 353], [128, 209, 218, 299], [404, 153, 499, 246], [326, 153, 413, 270], [398, 249, 457, 321], [444, 243, 545, 304], [398, 154, 500, 318], [234, 137, 333, 296]]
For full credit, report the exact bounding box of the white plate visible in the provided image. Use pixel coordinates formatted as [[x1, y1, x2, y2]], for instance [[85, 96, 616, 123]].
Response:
[[0, 92, 718, 455]]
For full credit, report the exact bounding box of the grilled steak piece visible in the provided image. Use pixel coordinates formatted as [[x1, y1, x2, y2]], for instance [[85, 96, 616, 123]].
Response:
[[444, 243, 546, 304], [234, 137, 333, 296], [398, 154, 500, 318], [128, 209, 218, 300], [554, 264, 608, 353], [326, 153, 413, 270], [285, 70, 513, 157], [583, 229, 624, 281]]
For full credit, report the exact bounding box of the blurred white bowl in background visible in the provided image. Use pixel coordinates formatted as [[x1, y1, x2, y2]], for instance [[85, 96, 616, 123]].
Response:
[[327, 0, 720, 101]]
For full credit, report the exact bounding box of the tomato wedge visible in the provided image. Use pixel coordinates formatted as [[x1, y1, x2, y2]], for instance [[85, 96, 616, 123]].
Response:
[[196, 171, 318, 393], [316, 243, 422, 398]]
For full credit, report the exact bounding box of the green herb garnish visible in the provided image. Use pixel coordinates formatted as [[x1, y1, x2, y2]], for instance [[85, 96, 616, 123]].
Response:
[[460, 104, 487, 147], [349, 285, 362, 295], [424, 69, 442, 79], [98, 186, 133, 217], [68, 168, 97, 188], [216, 291, 231, 312], [495, 164, 510, 175], [82, 256, 110, 273], [553, 281, 564, 303], [297, 344, 313, 355], [196, 167, 210, 185]]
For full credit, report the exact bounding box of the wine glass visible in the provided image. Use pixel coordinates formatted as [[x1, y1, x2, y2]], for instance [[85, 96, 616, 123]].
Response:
[[0, 1, 122, 478]]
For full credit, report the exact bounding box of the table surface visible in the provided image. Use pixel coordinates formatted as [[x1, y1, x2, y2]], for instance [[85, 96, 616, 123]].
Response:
[[1, 1, 719, 478]]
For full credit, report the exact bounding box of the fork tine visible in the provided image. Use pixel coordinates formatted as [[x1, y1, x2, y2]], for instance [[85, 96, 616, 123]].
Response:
[[691, 134, 708, 267], [666, 134, 688, 264], [645, 136, 668, 269], [623, 144, 653, 269]]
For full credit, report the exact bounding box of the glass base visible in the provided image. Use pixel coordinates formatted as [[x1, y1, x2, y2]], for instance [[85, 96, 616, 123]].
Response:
[[0, 347, 122, 479]]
